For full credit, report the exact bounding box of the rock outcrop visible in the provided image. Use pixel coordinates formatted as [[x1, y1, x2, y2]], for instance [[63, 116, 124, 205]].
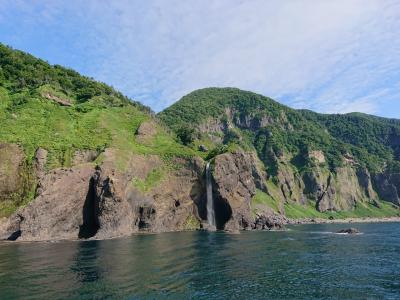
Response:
[[211, 150, 266, 230], [0, 164, 95, 241], [72, 149, 99, 165], [41, 92, 72, 106], [135, 120, 157, 143], [337, 228, 361, 234], [0, 148, 206, 241]]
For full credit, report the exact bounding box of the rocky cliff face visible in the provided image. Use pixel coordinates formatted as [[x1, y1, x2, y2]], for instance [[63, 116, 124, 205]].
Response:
[[176, 110, 400, 230], [1, 137, 400, 241], [2, 82, 400, 240], [0, 164, 95, 241], [373, 172, 400, 206], [211, 151, 265, 230], [0, 144, 207, 241]]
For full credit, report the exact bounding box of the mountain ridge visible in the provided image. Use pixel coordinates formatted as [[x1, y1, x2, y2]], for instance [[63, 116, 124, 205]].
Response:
[[0, 44, 399, 241]]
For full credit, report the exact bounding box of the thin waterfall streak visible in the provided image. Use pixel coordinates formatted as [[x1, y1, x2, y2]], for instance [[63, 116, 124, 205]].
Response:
[[206, 162, 216, 229]]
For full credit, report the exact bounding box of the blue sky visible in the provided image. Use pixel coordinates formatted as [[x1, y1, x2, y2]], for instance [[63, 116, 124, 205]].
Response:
[[1, 0, 399, 117]]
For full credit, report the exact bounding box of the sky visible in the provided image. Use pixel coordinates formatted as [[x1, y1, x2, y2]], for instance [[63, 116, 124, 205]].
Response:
[[0, 0, 399, 117]]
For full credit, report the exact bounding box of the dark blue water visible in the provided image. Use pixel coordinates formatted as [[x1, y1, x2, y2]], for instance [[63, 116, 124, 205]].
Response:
[[0, 223, 400, 299]]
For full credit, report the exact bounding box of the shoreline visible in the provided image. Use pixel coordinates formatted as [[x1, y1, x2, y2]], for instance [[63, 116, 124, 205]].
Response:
[[286, 216, 400, 225], [1, 216, 400, 244]]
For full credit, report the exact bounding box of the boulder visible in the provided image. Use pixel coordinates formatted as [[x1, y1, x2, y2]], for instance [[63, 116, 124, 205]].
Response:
[[41, 92, 72, 106], [337, 228, 361, 234], [253, 214, 286, 230]]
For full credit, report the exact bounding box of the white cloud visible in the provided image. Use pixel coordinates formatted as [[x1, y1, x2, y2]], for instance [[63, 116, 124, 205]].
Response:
[[1, 0, 400, 115]]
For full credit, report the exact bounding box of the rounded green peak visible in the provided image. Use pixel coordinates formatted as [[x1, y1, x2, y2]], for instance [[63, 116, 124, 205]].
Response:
[[159, 86, 290, 130]]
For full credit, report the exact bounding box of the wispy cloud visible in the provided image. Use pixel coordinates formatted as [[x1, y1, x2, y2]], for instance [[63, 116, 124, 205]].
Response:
[[0, 0, 399, 116]]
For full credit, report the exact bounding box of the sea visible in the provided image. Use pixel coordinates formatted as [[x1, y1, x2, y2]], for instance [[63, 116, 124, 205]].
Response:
[[0, 222, 399, 299]]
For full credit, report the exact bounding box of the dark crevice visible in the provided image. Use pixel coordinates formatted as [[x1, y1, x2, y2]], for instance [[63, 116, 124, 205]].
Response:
[[6, 214, 24, 241], [7, 230, 21, 241], [137, 206, 156, 230], [213, 194, 232, 230], [78, 177, 99, 239]]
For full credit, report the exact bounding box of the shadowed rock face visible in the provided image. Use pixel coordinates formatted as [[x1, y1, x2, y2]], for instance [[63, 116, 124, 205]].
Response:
[[373, 173, 400, 205], [212, 150, 266, 230], [0, 148, 206, 241]]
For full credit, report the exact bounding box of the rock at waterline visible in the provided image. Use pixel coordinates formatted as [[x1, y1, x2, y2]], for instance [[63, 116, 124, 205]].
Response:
[[337, 228, 361, 234]]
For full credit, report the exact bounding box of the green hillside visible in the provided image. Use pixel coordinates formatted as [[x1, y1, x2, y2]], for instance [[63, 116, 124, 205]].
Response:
[[1, 44, 400, 221], [159, 87, 399, 172], [0, 44, 194, 165], [0, 44, 194, 216]]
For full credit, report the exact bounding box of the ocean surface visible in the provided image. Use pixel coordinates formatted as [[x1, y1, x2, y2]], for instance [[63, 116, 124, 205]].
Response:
[[0, 222, 400, 299]]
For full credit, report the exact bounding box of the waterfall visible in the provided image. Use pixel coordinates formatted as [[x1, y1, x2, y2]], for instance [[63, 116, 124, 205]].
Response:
[[206, 162, 216, 229]]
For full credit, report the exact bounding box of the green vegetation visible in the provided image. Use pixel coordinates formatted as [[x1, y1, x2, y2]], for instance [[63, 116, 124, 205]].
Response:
[[131, 168, 165, 193], [283, 201, 400, 219], [0, 44, 146, 109], [159, 87, 400, 219], [1, 44, 400, 220], [0, 43, 194, 216], [251, 189, 280, 212], [159, 87, 400, 173], [252, 190, 399, 219], [183, 214, 201, 230], [0, 44, 194, 165]]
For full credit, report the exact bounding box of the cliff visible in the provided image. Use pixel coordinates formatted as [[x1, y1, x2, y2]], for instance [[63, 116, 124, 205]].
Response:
[[0, 45, 399, 241]]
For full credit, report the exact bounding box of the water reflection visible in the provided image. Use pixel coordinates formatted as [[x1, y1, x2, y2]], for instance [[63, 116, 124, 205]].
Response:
[[0, 223, 399, 299], [70, 240, 102, 283]]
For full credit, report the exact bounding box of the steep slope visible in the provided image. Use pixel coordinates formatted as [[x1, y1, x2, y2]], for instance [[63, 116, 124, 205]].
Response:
[[0, 44, 205, 241], [159, 87, 400, 228], [1, 45, 399, 240]]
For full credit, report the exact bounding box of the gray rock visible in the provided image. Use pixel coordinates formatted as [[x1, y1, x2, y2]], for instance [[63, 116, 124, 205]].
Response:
[[212, 150, 266, 230], [373, 173, 400, 205], [337, 228, 361, 234], [0, 164, 96, 241], [72, 149, 99, 165]]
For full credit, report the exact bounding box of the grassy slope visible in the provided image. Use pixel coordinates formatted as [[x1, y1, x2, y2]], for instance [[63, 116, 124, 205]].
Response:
[[0, 44, 194, 216], [160, 87, 400, 219], [252, 189, 400, 219]]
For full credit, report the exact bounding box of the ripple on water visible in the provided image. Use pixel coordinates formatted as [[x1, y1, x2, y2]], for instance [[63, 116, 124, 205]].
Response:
[[0, 223, 400, 299]]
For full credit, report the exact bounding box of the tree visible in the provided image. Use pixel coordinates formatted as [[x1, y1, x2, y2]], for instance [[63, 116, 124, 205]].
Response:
[[176, 126, 195, 145]]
